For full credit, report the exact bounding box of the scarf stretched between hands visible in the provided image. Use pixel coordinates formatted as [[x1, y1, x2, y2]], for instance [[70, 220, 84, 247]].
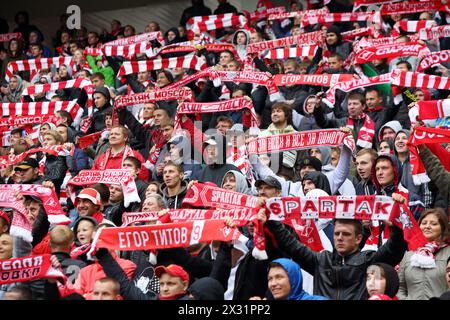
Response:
[[0, 144, 73, 169], [268, 7, 328, 20], [0, 32, 22, 42], [417, 49, 450, 72], [186, 13, 248, 39], [175, 97, 258, 128], [247, 129, 354, 154], [211, 71, 281, 102], [273, 73, 354, 87], [67, 169, 140, 207], [246, 31, 322, 54], [117, 55, 207, 81], [380, 1, 448, 16], [0, 114, 60, 127], [266, 195, 428, 250], [5, 56, 74, 82], [246, 6, 285, 21], [87, 219, 246, 258], [262, 45, 318, 60], [354, 42, 429, 65], [300, 11, 381, 28], [114, 88, 194, 108], [0, 101, 82, 121], [0, 184, 71, 225], [419, 25, 450, 40], [0, 254, 66, 285]]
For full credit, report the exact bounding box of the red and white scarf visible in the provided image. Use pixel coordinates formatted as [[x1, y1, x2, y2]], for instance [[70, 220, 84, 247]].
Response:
[[417, 49, 450, 72], [325, 72, 393, 106], [362, 220, 391, 251], [22, 78, 92, 96], [0, 114, 60, 128], [211, 71, 281, 102], [419, 25, 450, 40], [0, 32, 22, 42], [267, 195, 428, 250], [102, 42, 152, 58], [300, 11, 381, 28], [88, 220, 245, 257], [0, 254, 66, 285], [273, 73, 354, 87], [0, 101, 82, 121], [163, 67, 213, 91], [117, 55, 206, 81], [0, 184, 71, 225], [77, 130, 105, 150], [103, 31, 163, 47], [397, 20, 436, 33], [407, 126, 450, 185], [115, 88, 194, 108], [158, 208, 259, 226], [182, 182, 260, 210], [175, 97, 258, 128], [67, 169, 140, 207], [186, 13, 248, 39], [0, 144, 73, 169], [0, 190, 32, 242], [354, 42, 428, 64], [341, 26, 374, 40], [353, 0, 400, 10], [246, 31, 322, 54], [410, 241, 448, 268], [262, 45, 318, 59], [380, 1, 447, 16], [96, 145, 135, 171], [247, 129, 352, 154], [247, 6, 286, 21], [5, 56, 74, 82], [391, 71, 450, 90], [267, 7, 328, 20], [347, 113, 375, 149]]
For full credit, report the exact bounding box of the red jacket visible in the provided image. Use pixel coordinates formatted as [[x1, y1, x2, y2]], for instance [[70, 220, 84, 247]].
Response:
[[72, 252, 136, 299], [93, 147, 149, 181]]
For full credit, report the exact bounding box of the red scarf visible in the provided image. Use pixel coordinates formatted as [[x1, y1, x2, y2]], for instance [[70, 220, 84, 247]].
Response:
[[347, 113, 375, 149], [247, 31, 322, 54], [262, 45, 318, 59], [419, 25, 450, 40], [87, 220, 244, 255], [186, 13, 248, 39], [381, 1, 447, 16], [273, 74, 354, 87], [0, 145, 73, 169], [0, 190, 32, 242], [410, 241, 449, 268], [0, 32, 22, 42], [0, 114, 60, 128], [407, 126, 450, 185], [97, 145, 134, 171], [417, 50, 450, 72], [354, 42, 428, 64], [117, 55, 207, 82], [115, 88, 193, 108], [0, 254, 66, 285], [0, 184, 70, 225], [5, 56, 74, 82], [247, 129, 352, 154], [0, 101, 82, 121], [68, 169, 140, 208], [268, 7, 328, 20], [246, 6, 285, 21], [300, 11, 380, 28]]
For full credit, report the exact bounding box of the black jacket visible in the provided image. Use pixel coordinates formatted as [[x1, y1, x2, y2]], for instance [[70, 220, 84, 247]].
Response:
[[160, 180, 189, 209], [53, 252, 87, 284], [44, 154, 70, 196], [87, 104, 113, 134], [266, 220, 407, 300]]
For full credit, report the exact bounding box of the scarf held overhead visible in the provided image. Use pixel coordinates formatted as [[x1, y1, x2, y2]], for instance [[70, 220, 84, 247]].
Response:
[[68, 169, 140, 207], [0, 190, 33, 242]]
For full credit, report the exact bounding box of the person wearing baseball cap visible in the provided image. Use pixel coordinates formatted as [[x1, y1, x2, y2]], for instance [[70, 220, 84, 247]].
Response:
[[75, 188, 107, 224], [14, 158, 43, 185], [155, 264, 190, 300], [255, 176, 282, 199]]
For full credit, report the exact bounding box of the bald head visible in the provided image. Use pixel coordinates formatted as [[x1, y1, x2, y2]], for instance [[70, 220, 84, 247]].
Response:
[[50, 225, 74, 253]]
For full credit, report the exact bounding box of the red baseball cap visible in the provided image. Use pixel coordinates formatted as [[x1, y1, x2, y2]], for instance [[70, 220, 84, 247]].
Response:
[[155, 264, 189, 283]]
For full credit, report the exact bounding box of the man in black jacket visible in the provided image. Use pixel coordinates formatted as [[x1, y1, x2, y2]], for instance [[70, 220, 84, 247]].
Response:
[[49, 225, 86, 284], [259, 208, 408, 300]]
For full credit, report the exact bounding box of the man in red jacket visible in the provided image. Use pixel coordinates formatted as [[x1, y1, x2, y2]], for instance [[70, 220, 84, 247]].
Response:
[[93, 125, 149, 181]]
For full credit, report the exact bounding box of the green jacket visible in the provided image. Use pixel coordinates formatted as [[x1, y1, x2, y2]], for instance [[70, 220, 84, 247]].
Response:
[[86, 55, 116, 88]]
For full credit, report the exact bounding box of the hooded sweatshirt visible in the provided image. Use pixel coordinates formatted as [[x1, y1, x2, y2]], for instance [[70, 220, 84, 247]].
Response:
[[220, 170, 252, 195], [271, 258, 328, 300], [3, 75, 24, 102], [160, 180, 189, 209], [232, 29, 251, 61], [302, 171, 332, 195]]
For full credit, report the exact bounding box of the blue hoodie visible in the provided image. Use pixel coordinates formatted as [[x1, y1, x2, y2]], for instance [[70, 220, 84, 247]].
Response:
[[271, 258, 328, 300]]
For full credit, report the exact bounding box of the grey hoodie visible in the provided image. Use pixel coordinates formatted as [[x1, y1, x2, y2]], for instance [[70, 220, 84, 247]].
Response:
[[232, 29, 251, 61], [220, 170, 252, 195], [3, 75, 24, 102]]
